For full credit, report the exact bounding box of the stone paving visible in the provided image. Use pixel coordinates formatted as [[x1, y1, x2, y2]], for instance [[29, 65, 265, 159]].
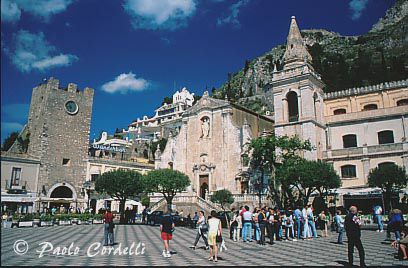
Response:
[[1, 223, 407, 266]]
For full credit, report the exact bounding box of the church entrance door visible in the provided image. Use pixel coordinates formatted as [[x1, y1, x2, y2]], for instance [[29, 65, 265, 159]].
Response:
[[199, 175, 209, 199]]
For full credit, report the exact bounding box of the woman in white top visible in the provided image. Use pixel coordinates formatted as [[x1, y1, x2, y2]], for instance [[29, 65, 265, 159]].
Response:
[[208, 210, 222, 262]]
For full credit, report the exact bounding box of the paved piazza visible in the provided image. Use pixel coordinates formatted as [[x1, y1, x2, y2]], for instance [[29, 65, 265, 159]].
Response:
[[1, 224, 407, 266]]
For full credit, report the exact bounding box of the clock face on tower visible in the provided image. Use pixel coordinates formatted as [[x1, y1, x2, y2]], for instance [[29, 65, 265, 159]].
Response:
[[65, 100, 78, 115]]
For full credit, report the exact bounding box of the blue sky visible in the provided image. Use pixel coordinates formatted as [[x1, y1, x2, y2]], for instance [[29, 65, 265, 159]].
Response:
[[1, 0, 395, 144]]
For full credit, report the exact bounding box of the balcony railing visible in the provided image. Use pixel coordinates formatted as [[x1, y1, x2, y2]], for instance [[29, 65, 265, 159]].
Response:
[[324, 142, 406, 159]]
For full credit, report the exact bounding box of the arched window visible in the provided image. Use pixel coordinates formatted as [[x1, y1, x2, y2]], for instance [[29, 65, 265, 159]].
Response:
[[341, 165, 356, 178], [378, 162, 395, 169], [397, 99, 408, 106], [287, 91, 299, 122], [363, 104, 378, 111], [343, 134, 357, 148], [50, 186, 73, 198], [333, 108, 346, 115], [378, 130, 394, 144]]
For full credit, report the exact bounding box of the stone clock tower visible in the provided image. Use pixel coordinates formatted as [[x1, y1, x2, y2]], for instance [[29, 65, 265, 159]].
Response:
[[26, 77, 94, 204]]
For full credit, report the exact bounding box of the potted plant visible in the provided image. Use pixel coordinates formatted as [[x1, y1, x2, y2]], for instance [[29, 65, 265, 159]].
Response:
[[93, 214, 103, 224], [71, 213, 80, 225], [79, 213, 89, 225], [40, 215, 53, 226], [11, 214, 20, 228], [18, 214, 33, 228], [33, 214, 41, 227], [58, 214, 71, 225]]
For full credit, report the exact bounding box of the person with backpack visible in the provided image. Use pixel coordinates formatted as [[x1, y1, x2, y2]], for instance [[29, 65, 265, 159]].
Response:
[[335, 210, 345, 244], [191, 211, 209, 250]]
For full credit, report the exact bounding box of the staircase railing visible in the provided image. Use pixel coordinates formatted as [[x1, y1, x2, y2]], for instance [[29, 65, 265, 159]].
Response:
[[149, 198, 166, 212]]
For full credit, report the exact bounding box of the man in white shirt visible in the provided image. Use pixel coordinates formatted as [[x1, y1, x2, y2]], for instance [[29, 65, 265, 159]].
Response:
[[242, 206, 253, 242]]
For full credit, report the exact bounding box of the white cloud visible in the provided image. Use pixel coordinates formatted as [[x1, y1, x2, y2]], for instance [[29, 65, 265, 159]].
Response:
[[32, 54, 78, 70], [1, 0, 73, 22], [123, 0, 196, 30], [217, 0, 250, 28], [101, 72, 151, 94], [1, 0, 22, 22], [349, 0, 369, 20], [2, 104, 30, 121], [7, 30, 78, 72]]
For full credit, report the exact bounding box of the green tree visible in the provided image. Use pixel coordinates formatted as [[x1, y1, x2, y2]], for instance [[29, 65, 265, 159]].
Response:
[[368, 163, 407, 212], [95, 169, 145, 223], [140, 194, 150, 208], [210, 189, 234, 228], [17, 132, 30, 153], [162, 96, 173, 105], [210, 189, 234, 211], [281, 159, 341, 208], [2, 132, 19, 151], [150, 138, 168, 158], [246, 134, 312, 208], [143, 169, 190, 211]]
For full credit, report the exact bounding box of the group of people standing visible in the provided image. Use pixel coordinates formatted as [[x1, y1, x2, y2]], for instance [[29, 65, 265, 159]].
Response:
[[227, 205, 327, 245]]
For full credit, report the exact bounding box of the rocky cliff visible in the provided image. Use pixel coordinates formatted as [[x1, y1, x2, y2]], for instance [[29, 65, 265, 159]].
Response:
[[215, 0, 408, 114]]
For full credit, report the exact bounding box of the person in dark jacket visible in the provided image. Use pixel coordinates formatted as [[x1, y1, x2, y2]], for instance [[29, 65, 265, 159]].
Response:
[[387, 208, 403, 241], [345, 206, 365, 267]]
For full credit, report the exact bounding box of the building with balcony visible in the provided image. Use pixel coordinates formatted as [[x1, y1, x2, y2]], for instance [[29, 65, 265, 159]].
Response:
[[1, 152, 40, 214]]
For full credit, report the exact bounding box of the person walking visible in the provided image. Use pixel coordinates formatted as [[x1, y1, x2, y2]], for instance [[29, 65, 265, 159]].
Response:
[[193, 212, 199, 229], [335, 210, 345, 244], [345, 206, 365, 267], [388, 208, 403, 241], [103, 208, 114, 246], [160, 209, 174, 258], [242, 206, 253, 242], [191, 211, 209, 250], [374, 205, 383, 232], [208, 210, 222, 262]]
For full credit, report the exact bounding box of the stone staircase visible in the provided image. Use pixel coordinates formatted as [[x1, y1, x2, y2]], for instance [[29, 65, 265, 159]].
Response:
[[149, 193, 224, 215]]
